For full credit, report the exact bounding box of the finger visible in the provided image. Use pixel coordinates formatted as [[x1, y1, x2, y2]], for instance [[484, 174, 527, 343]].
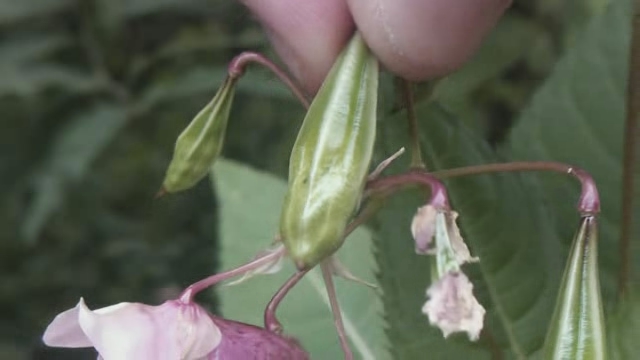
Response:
[[239, 0, 354, 94], [347, 0, 512, 81]]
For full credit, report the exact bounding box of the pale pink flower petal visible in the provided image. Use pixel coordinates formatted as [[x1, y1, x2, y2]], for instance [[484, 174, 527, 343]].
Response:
[[446, 211, 479, 265], [42, 303, 93, 348], [411, 205, 438, 254], [43, 298, 221, 360], [422, 272, 485, 341]]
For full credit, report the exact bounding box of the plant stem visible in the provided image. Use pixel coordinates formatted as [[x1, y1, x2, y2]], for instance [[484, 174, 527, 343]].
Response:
[[431, 162, 600, 215], [263, 270, 309, 333], [179, 245, 285, 303], [228, 52, 310, 108], [320, 261, 353, 360], [400, 79, 426, 169], [618, 0, 640, 298], [366, 170, 450, 209]]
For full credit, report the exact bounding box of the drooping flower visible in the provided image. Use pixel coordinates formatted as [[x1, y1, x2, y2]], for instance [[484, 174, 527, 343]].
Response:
[[422, 271, 485, 341], [43, 298, 221, 360], [412, 205, 485, 340], [43, 297, 310, 360]]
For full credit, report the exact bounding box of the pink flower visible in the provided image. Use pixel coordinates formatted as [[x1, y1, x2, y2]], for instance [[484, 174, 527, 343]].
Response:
[[43, 298, 309, 360], [43, 298, 220, 359], [422, 272, 485, 341]]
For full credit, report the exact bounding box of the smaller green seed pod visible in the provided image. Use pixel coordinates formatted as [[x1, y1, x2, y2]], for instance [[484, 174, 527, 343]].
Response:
[[543, 216, 606, 360], [162, 77, 236, 193], [279, 33, 378, 270]]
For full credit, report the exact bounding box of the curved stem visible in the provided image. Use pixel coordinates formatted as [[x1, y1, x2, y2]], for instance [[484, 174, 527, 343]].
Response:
[[431, 162, 600, 215], [179, 245, 285, 303], [228, 52, 310, 108], [366, 169, 450, 209], [320, 261, 353, 360], [618, 0, 640, 298], [264, 270, 309, 333]]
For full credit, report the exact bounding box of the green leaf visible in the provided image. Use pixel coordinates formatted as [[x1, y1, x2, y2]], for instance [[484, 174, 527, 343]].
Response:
[[375, 104, 564, 359], [22, 103, 127, 243], [213, 159, 389, 360], [503, 0, 634, 302], [607, 290, 640, 359]]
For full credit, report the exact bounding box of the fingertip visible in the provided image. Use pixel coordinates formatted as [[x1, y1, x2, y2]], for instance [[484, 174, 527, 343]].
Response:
[[240, 0, 354, 94], [347, 0, 512, 81]]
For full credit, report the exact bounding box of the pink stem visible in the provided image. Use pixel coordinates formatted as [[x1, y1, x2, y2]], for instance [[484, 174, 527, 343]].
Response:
[[320, 261, 353, 360], [431, 162, 600, 215], [228, 52, 310, 108], [179, 246, 285, 303], [263, 270, 309, 333], [366, 169, 450, 209]]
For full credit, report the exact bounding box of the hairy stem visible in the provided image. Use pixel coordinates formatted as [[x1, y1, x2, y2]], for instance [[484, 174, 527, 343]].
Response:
[[321, 261, 354, 360], [618, 0, 640, 298], [179, 245, 285, 303], [228, 52, 310, 108], [263, 270, 309, 333], [431, 162, 600, 215]]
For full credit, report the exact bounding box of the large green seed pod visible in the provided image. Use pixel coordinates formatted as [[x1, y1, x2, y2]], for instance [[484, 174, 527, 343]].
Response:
[[543, 216, 607, 360], [162, 77, 236, 193], [279, 33, 378, 270]]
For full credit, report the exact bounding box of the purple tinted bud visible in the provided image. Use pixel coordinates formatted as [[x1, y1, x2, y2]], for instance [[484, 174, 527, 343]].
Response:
[[209, 317, 309, 360]]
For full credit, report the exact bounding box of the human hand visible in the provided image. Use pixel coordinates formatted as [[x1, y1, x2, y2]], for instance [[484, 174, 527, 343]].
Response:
[[239, 0, 511, 94]]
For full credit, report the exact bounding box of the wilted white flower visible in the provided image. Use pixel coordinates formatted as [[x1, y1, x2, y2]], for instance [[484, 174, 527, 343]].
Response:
[[411, 205, 438, 254], [422, 271, 485, 341]]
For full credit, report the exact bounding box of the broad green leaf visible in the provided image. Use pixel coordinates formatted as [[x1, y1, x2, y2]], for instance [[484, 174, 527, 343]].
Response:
[[375, 104, 564, 359], [22, 104, 127, 243], [503, 0, 634, 302], [607, 291, 640, 359], [213, 159, 388, 360]]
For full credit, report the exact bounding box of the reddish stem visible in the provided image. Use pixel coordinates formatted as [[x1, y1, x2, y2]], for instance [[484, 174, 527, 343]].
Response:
[[228, 52, 310, 108], [264, 270, 309, 333], [179, 246, 285, 303], [431, 162, 600, 215], [366, 169, 450, 209], [320, 261, 354, 360]]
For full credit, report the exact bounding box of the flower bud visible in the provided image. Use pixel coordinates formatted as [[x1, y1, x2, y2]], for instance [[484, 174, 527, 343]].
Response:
[[162, 77, 236, 193], [543, 216, 606, 359]]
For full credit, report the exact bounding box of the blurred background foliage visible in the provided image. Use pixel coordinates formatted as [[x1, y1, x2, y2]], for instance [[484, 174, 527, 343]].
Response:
[[0, 0, 615, 359]]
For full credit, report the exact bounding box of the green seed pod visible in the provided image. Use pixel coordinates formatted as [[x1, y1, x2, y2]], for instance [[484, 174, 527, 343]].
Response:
[[162, 77, 236, 193], [543, 216, 606, 360], [279, 33, 378, 270]]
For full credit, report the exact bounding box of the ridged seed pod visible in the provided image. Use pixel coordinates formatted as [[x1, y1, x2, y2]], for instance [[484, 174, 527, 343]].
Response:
[[279, 33, 378, 270], [162, 77, 236, 193]]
